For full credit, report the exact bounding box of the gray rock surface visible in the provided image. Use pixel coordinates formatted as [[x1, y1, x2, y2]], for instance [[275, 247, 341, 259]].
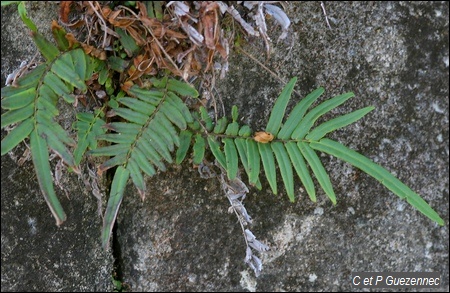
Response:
[[1, 2, 113, 291], [1, 1, 448, 292]]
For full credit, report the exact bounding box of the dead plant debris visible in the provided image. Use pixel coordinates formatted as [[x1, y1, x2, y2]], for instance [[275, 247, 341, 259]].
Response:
[[58, 1, 291, 90]]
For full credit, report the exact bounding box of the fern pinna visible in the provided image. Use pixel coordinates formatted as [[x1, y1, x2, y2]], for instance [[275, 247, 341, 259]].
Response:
[[1, 27, 96, 225]]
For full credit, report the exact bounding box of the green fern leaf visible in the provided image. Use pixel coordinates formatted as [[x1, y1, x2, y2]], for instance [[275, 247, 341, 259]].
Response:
[[115, 27, 140, 55], [208, 136, 226, 168], [73, 110, 107, 165], [235, 138, 262, 189], [166, 78, 199, 98], [238, 125, 252, 137], [199, 106, 214, 131], [17, 1, 37, 32], [72, 48, 90, 80], [258, 142, 277, 194], [120, 95, 157, 113], [98, 154, 128, 174], [36, 113, 75, 147], [1, 117, 33, 155], [1, 87, 35, 110], [193, 79, 442, 227], [166, 92, 194, 124], [160, 112, 181, 147], [234, 138, 249, 171], [35, 89, 58, 114], [291, 92, 355, 140], [43, 71, 75, 103], [127, 86, 165, 105], [232, 105, 239, 122], [285, 141, 316, 202], [152, 117, 175, 152], [213, 117, 228, 134], [246, 139, 261, 187], [306, 106, 375, 141], [277, 87, 324, 140], [89, 144, 130, 157], [104, 122, 142, 134], [51, 52, 87, 90], [31, 31, 59, 62], [93, 81, 198, 248], [193, 133, 206, 164], [298, 142, 336, 204], [225, 122, 239, 136], [159, 101, 188, 130], [39, 125, 76, 167], [51, 21, 70, 51], [6, 64, 47, 89], [102, 166, 130, 249], [224, 138, 239, 180], [1, 103, 34, 128], [135, 138, 166, 171], [112, 107, 149, 125], [272, 142, 295, 201], [142, 125, 173, 163], [132, 147, 156, 176], [176, 130, 193, 164], [1, 46, 93, 226], [310, 138, 444, 225], [96, 133, 137, 144], [128, 157, 145, 199], [266, 77, 297, 136], [30, 130, 67, 225]]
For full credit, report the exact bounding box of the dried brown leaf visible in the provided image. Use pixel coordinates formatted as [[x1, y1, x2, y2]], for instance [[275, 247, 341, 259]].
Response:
[[126, 26, 146, 46], [81, 43, 107, 60], [65, 33, 79, 49], [200, 2, 220, 50], [254, 131, 274, 143], [59, 1, 73, 24]]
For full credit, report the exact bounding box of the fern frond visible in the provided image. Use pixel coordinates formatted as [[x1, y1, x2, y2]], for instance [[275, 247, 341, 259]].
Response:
[[90, 80, 198, 249], [1, 45, 95, 225], [188, 78, 443, 226]]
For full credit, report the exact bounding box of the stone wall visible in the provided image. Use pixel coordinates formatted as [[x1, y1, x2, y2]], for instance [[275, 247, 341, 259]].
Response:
[[1, 1, 448, 292]]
